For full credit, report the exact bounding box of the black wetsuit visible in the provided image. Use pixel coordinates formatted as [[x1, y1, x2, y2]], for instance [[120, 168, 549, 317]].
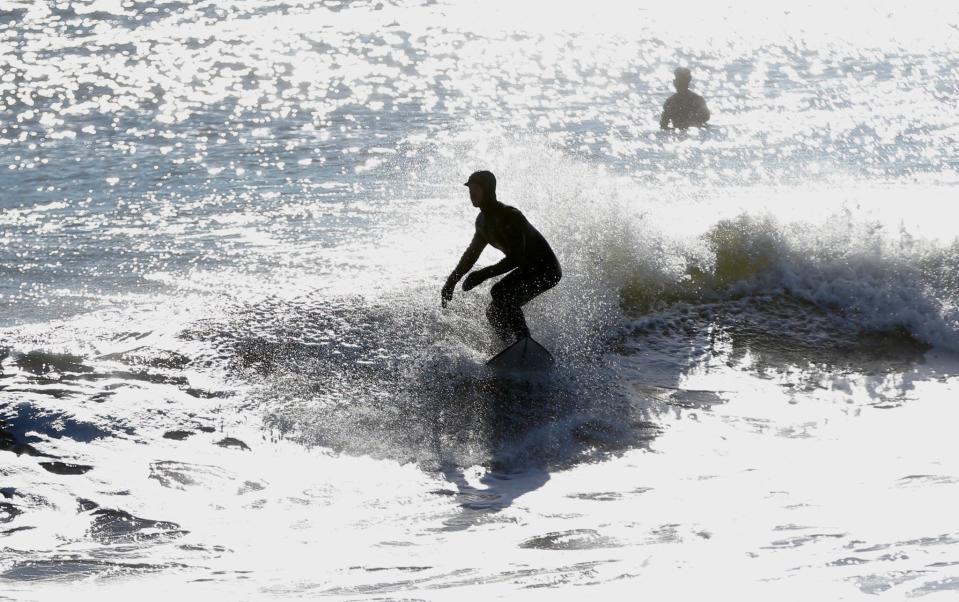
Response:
[[446, 200, 561, 343], [660, 90, 710, 129]]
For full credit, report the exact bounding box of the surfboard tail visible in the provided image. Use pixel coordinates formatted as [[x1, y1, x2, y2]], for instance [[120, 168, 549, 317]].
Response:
[[487, 336, 554, 370]]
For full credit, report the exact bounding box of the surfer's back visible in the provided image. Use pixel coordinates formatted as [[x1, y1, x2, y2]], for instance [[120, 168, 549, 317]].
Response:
[[476, 202, 559, 269]]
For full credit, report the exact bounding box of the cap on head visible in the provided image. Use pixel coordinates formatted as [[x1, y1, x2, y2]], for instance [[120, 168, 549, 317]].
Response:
[[674, 67, 692, 85], [464, 170, 496, 194]]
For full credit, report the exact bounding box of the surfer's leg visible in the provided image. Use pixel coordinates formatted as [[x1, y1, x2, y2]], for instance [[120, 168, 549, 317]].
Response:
[[485, 302, 521, 343], [487, 269, 529, 343], [487, 266, 561, 343], [509, 266, 561, 338]]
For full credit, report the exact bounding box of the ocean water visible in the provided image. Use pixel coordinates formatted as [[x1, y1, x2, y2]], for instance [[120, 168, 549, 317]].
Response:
[[2, 0, 959, 599]]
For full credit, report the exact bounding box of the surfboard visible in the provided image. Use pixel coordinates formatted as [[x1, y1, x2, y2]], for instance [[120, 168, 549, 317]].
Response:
[[486, 336, 554, 371]]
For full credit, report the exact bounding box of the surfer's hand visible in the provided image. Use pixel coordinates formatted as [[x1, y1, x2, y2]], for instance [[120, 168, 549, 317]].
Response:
[[441, 281, 454, 307], [462, 271, 484, 292]]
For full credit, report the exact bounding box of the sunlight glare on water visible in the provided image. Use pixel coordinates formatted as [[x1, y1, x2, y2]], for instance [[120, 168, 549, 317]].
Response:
[[2, 0, 959, 599]]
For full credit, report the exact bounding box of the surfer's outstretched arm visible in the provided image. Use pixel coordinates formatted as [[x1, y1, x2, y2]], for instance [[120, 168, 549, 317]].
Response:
[[442, 232, 485, 306], [462, 255, 518, 291]]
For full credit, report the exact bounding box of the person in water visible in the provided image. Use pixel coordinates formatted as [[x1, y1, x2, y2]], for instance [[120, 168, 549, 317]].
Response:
[[441, 170, 562, 345], [660, 67, 710, 129]]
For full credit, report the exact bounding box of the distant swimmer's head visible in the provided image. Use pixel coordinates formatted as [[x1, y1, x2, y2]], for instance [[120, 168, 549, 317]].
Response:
[[464, 170, 496, 207], [673, 67, 692, 92]]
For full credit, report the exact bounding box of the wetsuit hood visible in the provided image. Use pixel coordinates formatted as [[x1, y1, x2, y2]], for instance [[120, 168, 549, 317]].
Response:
[[464, 170, 497, 202]]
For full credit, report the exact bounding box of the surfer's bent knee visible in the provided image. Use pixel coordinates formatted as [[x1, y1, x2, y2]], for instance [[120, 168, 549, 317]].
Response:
[[543, 265, 562, 289]]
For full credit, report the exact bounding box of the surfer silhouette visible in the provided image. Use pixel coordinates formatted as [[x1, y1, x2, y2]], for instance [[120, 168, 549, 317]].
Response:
[[660, 67, 710, 129], [441, 171, 562, 347]]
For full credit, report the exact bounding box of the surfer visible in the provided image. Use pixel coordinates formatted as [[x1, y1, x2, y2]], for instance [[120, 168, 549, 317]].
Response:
[[441, 170, 562, 345], [660, 67, 710, 129]]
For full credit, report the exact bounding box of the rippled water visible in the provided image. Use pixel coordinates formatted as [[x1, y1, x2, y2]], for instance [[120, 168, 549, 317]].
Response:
[[2, 0, 959, 599]]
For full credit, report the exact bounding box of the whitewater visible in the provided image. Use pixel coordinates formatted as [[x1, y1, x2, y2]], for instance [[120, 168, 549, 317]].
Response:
[[2, 0, 959, 599]]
